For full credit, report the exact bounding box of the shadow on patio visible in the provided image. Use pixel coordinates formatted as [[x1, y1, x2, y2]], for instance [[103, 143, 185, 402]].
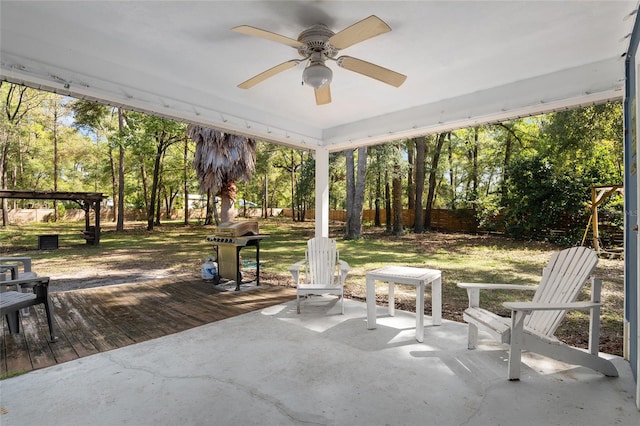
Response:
[[1, 292, 638, 425]]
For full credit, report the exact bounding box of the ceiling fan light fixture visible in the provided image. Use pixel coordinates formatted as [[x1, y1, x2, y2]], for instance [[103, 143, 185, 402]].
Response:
[[303, 63, 332, 88]]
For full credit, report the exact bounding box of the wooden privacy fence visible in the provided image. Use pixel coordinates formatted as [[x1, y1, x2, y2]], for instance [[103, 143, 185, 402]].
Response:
[[8, 206, 478, 233], [282, 208, 479, 233]]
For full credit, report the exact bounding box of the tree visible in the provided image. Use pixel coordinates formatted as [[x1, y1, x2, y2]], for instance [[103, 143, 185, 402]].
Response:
[[182, 134, 191, 224], [424, 133, 446, 230], [345, 146, 367, 239], [40, 93, 73, 220], [188, 125, 256, 224], [406, 139, 415, 210], [414, 136, 426, 233], [0, 83, 44, 226], [391, 143, 404, 236], [125, 114, 185, 230], [542, 102, 623, 183], [368, 144, 396, 227], [116, 108, 126, 230], [72, 100, 129, 230], [295, 152, 315, 221], [503, 155, 586, 243]]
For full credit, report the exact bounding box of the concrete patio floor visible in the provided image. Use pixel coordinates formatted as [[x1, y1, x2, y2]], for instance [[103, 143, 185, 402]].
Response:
[[1, 297, 638, 426]]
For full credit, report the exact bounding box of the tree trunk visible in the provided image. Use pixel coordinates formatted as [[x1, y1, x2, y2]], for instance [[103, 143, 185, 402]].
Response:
[[407, 139, 414, 210], [262, 171, 269, 219], [205, 190, 214, 225], [290, 149, 296, 222], [345, 147, 367, 239], [414, 136, 426, 233], [352, 146, 367, 238], [425, 133, 446, 230], [116, 109, 125, 231], [468, 127, 479, 200], [374, 175, 381, 227], [392, 171, 403, 235], [502, 131, 512, 203], [183, 134, 189, 225], [374, 149, 382, 227], [1, 135, 9, 227], [108, 145, 117, 222], [385, 170, 391, 232], [345, 149, 355, 237], [219, 181, 237, 223], [53, 106, 59, 221], [448, 138, 455, 209], [146, 144, 163, 230], [155, 184, 162, 225]]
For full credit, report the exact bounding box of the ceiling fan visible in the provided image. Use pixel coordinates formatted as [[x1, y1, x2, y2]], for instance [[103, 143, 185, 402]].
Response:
[[232, 15, 407, 105]]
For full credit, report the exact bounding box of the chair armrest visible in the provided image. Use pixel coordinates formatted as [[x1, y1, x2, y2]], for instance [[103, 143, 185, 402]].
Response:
[[457, 283, 538, 291], [503, 301, 601, 312], [0, 257, 33, 273], [288, 260, 306, 284], [458, 283, 537, 309], [1, 276, 50, 292], [288, 260, 305, 273]]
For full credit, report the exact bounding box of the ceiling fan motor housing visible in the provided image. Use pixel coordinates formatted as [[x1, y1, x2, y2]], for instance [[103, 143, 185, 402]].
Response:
[[297, 24, 338, 59]]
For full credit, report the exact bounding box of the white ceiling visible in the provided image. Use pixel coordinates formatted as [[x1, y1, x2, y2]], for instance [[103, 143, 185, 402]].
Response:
[[1, 1, 636, 151]]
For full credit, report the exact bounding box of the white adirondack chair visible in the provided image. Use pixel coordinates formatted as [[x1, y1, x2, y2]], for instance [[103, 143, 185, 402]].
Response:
[[0, 257, 37, 281], [288, 237, 350, 314], [458, 246, 618, 380]]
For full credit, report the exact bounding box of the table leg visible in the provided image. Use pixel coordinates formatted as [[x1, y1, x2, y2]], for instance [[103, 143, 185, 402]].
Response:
[[255, 243, 260, 286], [366, 275, 376, 329], [388, 281, 395, 316], [432, 276, 442, 326], [416, 282, 425, 342], [235, 247, 241, 291]]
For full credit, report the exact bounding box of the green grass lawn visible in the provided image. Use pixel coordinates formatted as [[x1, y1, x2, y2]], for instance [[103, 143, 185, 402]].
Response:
[[1, 217, 625, 355]]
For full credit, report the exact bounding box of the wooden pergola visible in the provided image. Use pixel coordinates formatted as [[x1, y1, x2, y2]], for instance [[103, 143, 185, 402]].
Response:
[[587, 184, 624, 255], [0, 190, 106, 245]]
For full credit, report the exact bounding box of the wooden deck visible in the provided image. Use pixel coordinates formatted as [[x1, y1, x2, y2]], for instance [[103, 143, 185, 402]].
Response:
[[1, 278, 296, 376]]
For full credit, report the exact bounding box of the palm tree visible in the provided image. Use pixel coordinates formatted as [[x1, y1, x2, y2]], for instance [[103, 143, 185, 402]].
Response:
[[187, 125, 256, 224]]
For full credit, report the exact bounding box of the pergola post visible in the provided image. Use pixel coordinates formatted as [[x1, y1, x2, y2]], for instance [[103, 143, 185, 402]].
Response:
[[94, 200, 101, 245]]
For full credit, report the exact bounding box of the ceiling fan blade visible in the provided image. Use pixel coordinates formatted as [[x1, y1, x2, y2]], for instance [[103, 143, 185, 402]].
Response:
[[232, 25, 304, 48], [238, 60, 300, 89], [328, 15, 391, 50], [315, 85, 331, 105], [337, 56, 406, 87]]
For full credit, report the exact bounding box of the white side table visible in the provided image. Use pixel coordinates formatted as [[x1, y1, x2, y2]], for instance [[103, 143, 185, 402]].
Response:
[[366, 266, 442, 342]]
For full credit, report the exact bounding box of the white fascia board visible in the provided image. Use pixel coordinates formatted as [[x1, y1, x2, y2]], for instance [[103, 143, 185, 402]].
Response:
[[322, 58, 625, 151], [0, 54, 324, 149]]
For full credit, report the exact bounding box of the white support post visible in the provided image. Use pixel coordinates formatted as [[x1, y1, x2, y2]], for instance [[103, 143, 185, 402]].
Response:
[[635, 56, 640, 410], [314, 147, 329, 238], [636, 62, 640, 411]]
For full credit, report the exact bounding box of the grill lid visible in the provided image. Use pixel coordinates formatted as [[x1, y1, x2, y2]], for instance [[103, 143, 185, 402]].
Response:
[[213, 221, 258, 237]]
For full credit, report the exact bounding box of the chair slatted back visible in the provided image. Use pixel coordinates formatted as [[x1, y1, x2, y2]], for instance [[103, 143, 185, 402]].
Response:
[[306, 237, 339, 286], [526, 246, 598, 337]]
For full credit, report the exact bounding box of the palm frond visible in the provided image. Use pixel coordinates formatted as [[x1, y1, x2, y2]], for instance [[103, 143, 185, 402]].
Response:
[[188, 125, 257, 195]]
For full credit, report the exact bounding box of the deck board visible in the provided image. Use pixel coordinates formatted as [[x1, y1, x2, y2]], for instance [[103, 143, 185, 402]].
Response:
[[1, 278, 296, 376]]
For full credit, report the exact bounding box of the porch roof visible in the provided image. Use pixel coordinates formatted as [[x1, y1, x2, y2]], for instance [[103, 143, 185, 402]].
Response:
[[1, 1, 636, 150]]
